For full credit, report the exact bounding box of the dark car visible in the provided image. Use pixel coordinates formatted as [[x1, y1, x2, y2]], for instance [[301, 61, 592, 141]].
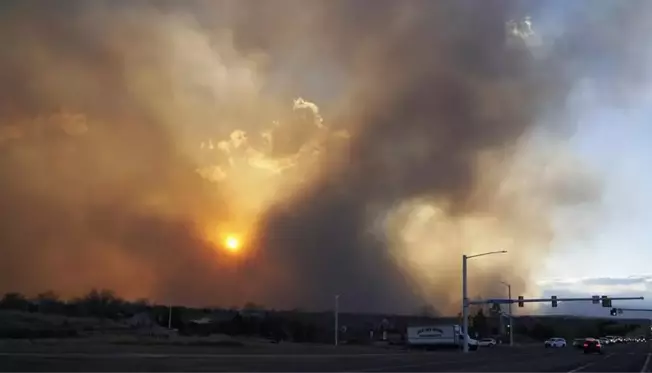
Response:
[[583, 338, 604, 354], [572, 338, 586, 349]]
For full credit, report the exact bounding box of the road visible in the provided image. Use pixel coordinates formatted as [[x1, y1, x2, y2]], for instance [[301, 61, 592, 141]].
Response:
[[0, 343, 650, 372]]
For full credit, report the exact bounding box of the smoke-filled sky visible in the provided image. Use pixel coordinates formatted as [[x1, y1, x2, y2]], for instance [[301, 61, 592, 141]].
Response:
[[1, 0, 650, 315]]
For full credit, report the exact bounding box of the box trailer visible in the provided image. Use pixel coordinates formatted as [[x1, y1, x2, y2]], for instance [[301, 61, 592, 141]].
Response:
[[406, 324, 479, 350]]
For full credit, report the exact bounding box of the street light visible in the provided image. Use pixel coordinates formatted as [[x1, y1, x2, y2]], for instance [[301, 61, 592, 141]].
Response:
[[168, 304, 172, 330], [462, 250, 508, 353], [499, 281, 513, 347], [334, 294, 340, 346]]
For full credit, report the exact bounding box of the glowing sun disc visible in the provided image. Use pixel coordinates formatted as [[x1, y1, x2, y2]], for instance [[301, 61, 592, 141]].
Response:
[[224, 236, 241, 252]]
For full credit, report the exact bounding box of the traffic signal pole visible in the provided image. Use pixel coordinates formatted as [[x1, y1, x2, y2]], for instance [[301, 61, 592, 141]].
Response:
[[461, 296, 645, 353], [462, 251, 507, 353], [607, 307, 652, 320], [469, 296, 645, 305], [607, 308, 652, 352]]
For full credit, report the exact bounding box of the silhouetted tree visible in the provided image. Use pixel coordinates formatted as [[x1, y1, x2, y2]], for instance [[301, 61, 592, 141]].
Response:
[[127, 298, 151, 316], [75, 289, 124, 318], [36, 291, 64, 314], [228, 313, 246, 335], [530, 322, 555, 340], [243, 302, 264, 312], [472, 308, 489, 337], [0, 292, 29, 311], [419, 304, 438, 318], [515, 323, 528, 336]]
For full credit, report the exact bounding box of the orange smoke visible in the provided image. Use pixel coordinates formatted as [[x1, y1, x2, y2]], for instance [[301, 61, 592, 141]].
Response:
[[2, 0, 648, 314]]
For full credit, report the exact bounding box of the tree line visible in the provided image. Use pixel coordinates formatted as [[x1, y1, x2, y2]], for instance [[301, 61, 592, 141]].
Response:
[[0, 289, 151, 319], [0, 290, 334, 342], [0, 290, 645, 342]]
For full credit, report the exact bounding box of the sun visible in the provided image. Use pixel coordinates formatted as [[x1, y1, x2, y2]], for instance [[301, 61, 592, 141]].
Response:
[[224, 235, 241, 252]]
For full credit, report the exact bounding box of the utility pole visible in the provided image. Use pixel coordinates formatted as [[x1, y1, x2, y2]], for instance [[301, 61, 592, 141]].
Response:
[[334, 294, 340, 347], [168, 304, 172, 330], [462, 255, 468, 353]]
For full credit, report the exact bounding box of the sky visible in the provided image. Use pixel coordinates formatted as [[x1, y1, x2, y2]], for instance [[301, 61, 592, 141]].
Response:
[[0, 0, 652, 312], [546, 108, 652, 278], [521, 0, 652, 316], [538, 102, 652, 315]]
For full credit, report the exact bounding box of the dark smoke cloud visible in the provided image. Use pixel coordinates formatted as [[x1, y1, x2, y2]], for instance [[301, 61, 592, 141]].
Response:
[[0, 0, 648, 314]]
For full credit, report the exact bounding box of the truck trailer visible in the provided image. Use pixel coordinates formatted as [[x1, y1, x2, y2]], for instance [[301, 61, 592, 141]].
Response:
[[406, 324, 479, 350]]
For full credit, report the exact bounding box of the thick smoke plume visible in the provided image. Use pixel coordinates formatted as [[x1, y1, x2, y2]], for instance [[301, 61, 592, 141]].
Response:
[[0, 0, 648, 314]]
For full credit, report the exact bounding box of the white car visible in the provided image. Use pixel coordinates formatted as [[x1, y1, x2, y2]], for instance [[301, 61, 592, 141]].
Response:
[[478, 338, 497, 347], [544, 337, 566, 348]]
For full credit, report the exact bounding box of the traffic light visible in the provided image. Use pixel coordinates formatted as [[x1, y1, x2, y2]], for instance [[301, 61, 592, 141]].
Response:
[[610, 308, 617, 316], [551, 296, 558, 308], [518, 296, 524, 307], [601, 296, 612, 308]]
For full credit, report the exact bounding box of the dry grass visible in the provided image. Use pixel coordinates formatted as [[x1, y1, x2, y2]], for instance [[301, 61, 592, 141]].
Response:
[[0, 310, 132, 339]]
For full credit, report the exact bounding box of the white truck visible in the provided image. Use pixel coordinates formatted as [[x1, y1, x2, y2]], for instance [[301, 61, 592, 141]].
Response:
[[406, 324, 479, 350]]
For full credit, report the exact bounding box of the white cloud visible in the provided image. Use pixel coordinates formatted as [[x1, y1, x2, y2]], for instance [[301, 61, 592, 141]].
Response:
[[535, 275, 652, 317], [538, 275, 652, 294]]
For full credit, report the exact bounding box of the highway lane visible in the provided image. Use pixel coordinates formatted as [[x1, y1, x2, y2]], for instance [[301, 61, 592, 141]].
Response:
[[514, 343, 650, 373], [566, 347, 651, 373], [0, 343, 649, 371]]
